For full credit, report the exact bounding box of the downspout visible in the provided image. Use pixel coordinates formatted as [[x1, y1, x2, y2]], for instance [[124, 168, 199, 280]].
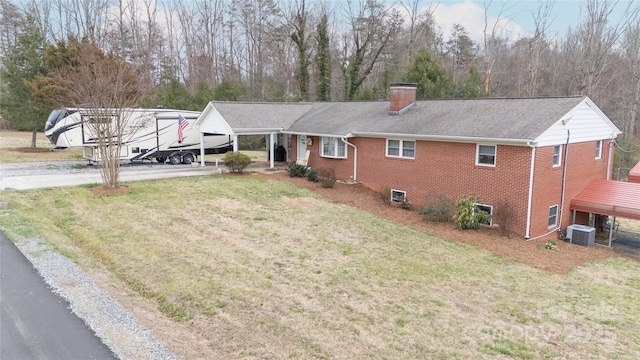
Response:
[[606, 134, 614, 180], [558, 129, 570, 233], [341, 138, 357, 181], [525, 142, 536, 239]]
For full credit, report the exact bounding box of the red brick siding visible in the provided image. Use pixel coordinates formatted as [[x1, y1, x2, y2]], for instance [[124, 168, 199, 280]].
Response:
[[529, 140, 612, 237], [291, 135, 611, 239]]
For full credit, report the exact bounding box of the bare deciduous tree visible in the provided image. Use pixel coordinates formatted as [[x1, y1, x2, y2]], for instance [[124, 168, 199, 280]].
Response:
[[39, 39, 147, 188]]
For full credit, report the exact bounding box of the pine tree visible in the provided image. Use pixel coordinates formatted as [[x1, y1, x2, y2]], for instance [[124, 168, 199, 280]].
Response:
[[0, 15, 50, 146]]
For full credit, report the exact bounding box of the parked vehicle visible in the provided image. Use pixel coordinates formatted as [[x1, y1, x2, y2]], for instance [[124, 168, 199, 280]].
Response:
[[44, 108, 232, 164]]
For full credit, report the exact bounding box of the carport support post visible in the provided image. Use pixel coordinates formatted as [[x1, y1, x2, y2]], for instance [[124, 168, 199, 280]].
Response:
[[233, 134, 239, 152], [269, 132, 275, 169], [609, 216, 615, 247]]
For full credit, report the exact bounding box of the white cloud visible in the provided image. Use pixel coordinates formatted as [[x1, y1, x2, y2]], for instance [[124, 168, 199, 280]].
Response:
[[432, 0, 526, 44]]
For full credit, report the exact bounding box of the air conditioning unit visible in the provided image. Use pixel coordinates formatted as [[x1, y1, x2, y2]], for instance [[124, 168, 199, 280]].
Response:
[[566, 224, 596, 246]]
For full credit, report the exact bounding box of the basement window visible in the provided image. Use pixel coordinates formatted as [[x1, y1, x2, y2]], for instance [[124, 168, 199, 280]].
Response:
[[473, 203, 493, 226], [391, 189, 407, 203], [548, 205, 558, 227], [476, 144, 496, 166]]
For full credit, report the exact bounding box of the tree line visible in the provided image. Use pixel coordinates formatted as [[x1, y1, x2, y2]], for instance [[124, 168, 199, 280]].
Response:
[[1, 0, 640, 147]]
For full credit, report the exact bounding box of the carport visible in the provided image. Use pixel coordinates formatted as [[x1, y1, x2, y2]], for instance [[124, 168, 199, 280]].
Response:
[[570, 178, 640, 247]]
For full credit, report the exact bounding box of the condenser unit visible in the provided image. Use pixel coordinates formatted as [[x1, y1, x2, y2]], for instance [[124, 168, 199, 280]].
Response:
[[566, 224, 596, 246]]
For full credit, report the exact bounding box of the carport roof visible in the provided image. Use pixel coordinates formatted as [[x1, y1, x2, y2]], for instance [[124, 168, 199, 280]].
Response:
[[570, 179, 640, 220]]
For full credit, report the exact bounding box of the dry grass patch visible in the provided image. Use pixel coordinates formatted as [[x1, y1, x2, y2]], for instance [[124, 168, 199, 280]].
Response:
[[0, 130, 82, 162], [0, 176, 639, 359]]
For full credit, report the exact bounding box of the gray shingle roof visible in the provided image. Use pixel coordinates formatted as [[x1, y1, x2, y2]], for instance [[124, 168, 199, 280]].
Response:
[[288, 97, 586, 140], [212, 97, 587, 140]]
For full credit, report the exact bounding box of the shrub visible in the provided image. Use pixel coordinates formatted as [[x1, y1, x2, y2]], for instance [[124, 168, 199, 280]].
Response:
[[376, 187, 392, 205], [396, 195, 411, 210], [223, 151, 251, 173], [452, 195, 492, 230], [493, 200, 516, 238], [306, 168, 319, 182], [419, 193, 453, 222], [287, 162, 307, 177], [538, 239, 559, 251], [317, 167, 337, 188]]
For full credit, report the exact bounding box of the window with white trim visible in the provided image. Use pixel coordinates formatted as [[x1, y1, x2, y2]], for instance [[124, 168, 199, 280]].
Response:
[[473, 203, 493, 226], [548, 205, 558, 227], [386, 139, 415, 159], [595, 140, 602, 159], [553, 145, 562, 167], [391, 189, 406, 203], [476, 144, 496, 166], [320, 137, 346, 158]]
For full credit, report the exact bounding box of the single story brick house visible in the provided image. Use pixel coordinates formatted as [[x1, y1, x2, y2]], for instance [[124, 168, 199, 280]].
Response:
[[195, 84, 631, 240]]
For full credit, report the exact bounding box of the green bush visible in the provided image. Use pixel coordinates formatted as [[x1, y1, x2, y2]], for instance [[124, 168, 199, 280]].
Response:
[[306, 168, 319, 182], [317, 167, 337, 188], [396, 195, 411, 210], [419, 193, 453, 222], [287, 162, 308, 177], [223, 151, 251, 173], [452, 195, 491, 230]]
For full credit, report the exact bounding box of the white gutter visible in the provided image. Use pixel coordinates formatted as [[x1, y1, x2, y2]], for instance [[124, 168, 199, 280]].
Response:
[[525, 142, 536, 239], [341, 137, 357, 181], [350, 131, 532, 146], [281, 130, 353, 138]]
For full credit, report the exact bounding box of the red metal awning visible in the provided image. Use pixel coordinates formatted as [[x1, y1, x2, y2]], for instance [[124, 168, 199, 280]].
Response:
[[570, 179, 640, 220], [629, 160, 640, 183]]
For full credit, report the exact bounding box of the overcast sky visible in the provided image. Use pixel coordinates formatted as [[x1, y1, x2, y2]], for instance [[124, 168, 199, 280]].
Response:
[[428, 0, 632, 43]]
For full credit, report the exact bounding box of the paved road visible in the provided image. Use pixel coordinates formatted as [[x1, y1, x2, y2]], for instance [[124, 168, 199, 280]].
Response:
[[0, 232, 116, 359]]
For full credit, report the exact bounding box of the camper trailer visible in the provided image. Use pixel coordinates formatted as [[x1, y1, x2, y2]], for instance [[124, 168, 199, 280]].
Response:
[[44, 108, 232, 164]]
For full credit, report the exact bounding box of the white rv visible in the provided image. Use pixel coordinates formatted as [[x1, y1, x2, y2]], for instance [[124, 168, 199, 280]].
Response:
[[44, 108, 232, 164]]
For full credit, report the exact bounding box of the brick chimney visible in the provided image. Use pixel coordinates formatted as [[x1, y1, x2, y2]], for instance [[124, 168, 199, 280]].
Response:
[[389, 83, 417, 115]]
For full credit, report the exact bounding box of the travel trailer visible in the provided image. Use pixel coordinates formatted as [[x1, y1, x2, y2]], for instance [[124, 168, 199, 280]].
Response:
[[44, 108, 232, 164]]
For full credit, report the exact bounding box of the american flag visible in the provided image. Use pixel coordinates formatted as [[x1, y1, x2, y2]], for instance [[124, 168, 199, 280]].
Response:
[[177, 114, 189, 143]]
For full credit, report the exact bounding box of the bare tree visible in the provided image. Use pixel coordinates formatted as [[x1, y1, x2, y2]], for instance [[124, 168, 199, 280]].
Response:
[[481, 0, 518, 95], [622, 24, 640, 136], [40, 39, 147, 188], [340, 0, 403, 100], [571, 0, 640, 98]]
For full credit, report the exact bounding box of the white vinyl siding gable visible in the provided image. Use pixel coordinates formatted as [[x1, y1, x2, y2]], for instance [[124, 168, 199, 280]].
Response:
[[386, 139, 415, 159], [195, 104, 233, 134], [534, 99, 620, 147]]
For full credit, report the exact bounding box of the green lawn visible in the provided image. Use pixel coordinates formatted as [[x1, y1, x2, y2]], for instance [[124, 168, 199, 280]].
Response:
[[1, 176, 639, 359]]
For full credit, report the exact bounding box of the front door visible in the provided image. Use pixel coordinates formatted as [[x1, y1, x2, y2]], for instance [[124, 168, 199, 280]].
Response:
[[297, 135, 308, 161]]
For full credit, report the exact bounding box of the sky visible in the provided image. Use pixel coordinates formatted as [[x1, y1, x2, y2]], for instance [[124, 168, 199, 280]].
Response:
[[427, 0, 633, 43]]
